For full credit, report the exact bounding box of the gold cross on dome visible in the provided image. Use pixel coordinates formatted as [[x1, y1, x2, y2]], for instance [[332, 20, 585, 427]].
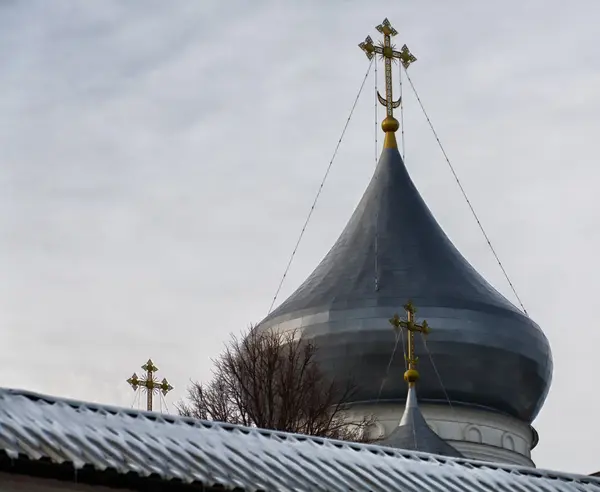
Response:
[[359, 19, 417, 148], [389, 301, 430, 387], [127, 358, 173, 411]]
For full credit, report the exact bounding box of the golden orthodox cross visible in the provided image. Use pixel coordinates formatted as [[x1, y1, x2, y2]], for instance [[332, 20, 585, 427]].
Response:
[[127, 358, 173, 411], [389, 301, 430, 387], [359, 19, 417, 148]]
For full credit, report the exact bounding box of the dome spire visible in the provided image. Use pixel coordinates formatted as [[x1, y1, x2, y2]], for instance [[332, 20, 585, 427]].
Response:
[[382, 302, 463, 457], [359, 18, 417, 150]]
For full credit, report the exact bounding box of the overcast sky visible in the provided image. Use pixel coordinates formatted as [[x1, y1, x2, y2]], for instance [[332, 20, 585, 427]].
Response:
[[1, 0, 599, 474]]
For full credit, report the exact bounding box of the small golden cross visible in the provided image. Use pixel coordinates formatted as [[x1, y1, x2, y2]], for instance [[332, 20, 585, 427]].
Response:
[[127, 358, 173, 411], [389, 301, 430, 386], [358, 19, 417, 149]]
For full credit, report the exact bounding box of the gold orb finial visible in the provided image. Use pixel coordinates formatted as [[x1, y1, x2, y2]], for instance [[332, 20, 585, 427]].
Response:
[[404, 368, 420, 383], [382, 117, 400, 149], [382, 116, 399, 133]]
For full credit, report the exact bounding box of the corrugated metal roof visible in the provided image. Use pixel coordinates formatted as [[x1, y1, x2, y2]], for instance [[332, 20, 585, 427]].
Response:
[[0, 387, 597, 491]]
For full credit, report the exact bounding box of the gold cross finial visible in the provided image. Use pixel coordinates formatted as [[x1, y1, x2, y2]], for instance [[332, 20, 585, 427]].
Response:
[[389, 301, 430, 387], [358, 19, 417, 149], [127, 358, 173, 411]]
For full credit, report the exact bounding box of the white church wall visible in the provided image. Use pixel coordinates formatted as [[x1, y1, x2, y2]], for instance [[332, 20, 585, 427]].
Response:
[[348, 402, 536, 467], [0, 473, 135, 492]]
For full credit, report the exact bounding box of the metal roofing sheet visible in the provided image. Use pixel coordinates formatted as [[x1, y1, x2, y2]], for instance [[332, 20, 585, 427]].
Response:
[[0, 388, 597, 491]]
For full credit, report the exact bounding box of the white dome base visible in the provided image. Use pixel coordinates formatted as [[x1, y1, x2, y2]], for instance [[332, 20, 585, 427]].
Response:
[[347, 402, 536, 467]]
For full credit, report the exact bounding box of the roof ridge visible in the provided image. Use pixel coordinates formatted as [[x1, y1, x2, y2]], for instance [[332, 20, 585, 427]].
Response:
[[0, 386, 597, 486]]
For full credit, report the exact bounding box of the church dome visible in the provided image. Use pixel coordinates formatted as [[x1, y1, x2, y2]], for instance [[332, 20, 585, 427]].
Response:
[[258, 146, 553, 422]]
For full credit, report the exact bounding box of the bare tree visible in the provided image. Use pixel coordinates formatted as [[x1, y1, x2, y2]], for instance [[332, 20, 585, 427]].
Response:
[[178, 327, 374, 441]]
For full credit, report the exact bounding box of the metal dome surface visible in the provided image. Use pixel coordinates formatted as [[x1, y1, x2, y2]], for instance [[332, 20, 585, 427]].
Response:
[[259, 147, 552, 422]]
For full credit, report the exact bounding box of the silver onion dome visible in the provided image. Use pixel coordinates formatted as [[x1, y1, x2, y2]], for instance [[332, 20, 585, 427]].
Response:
[[258, 146, 552, 422]]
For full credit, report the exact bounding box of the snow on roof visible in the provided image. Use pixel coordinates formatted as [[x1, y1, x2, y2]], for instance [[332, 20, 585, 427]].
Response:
[[0, 387, 597, 491]]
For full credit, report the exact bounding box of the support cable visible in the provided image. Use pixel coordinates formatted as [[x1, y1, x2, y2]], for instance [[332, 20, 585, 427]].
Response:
[[160, 393, 171, 414], [403, 69, 529, 316], [130, 388, 141, 409], [374, 58, 379, 292], [267, 60, 374, 315], [399, 62, 406, 160], [400, 328, 407, 371], [374, 320, 410, 404], [375, 58, 379, 166], [376, 330, 401, 403], [421, 334, 455, 414]]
